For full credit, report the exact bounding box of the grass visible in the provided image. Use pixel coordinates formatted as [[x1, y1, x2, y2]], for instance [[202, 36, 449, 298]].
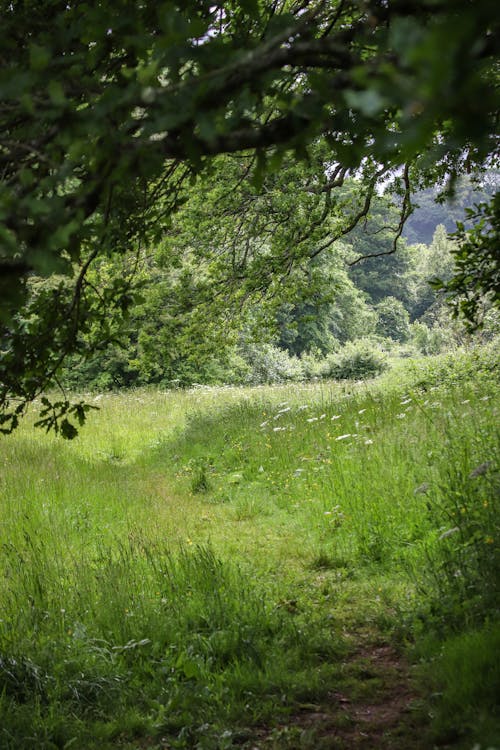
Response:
[[0, 348, 498, 748]]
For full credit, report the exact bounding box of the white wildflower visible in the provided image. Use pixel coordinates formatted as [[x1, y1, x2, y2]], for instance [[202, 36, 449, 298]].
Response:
[[331, 415, 341, 420], [260, 421, 269, 428], [307, 417, 318, 423], [336, 434, 351, 441], [274, 407, 291, 419], [396, 413, 406, 419], [358, 408, 366, 414], [400, 398, 412, 405], [364, 439, 373, 445]]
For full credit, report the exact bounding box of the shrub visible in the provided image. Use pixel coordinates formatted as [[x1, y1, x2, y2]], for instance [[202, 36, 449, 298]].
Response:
[[323, 340, 389, 380], [238, 343, 304, 384]]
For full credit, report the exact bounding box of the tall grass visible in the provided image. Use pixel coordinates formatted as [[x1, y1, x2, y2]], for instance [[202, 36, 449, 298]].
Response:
[[0, 348, 498, 748]]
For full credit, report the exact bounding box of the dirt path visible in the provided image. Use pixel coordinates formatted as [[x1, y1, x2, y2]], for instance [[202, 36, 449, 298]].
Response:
[[247, 635, 429, 749]]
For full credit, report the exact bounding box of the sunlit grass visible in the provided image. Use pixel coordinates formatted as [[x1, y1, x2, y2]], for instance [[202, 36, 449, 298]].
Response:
[[0, 349, 498, 748]]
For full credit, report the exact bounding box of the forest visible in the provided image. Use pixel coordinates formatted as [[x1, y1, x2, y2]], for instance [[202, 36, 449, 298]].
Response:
[[0, 1, 499, 748]]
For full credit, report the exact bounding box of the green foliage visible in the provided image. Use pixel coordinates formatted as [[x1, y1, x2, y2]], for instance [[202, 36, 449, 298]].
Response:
[[410, 321, 454, 356], [1, 0, 498, 434], [433, 195, 500, 329], [409, 224, 456, 320], [323, 340, 389, 380], [375, 297, 411, 342], [238, 342, 304, 385], [405, 343, 500, 390], [347, 201, 417, 307], [424, 625, 500, 746]]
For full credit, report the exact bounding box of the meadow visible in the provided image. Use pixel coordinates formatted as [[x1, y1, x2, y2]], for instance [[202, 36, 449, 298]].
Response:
[[0, 348, 498, 749]]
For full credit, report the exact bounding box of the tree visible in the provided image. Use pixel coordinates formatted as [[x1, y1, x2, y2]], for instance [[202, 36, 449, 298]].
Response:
[[346, 196, 416, 307], [408, 224, 456, 320], [375, 296, 410, 341], [432, 195, 500, 329], [1, 0, 498, 434]]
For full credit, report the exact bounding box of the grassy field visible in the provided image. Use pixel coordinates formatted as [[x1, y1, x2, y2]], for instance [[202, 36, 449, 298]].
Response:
[[0, 349, 498, 749]]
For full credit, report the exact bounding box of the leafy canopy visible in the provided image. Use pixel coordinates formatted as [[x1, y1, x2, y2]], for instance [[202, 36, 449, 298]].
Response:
[[0, 0, 498, 434]]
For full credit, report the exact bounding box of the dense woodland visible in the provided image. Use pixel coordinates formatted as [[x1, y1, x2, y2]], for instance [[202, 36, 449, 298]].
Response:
[[59, 171, 498, 391]]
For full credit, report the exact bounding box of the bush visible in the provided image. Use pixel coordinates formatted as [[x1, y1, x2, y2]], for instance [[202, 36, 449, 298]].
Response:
[[322, 340, 389, 380], [407, 343, 500, 391], [299, 347, 329, 380], [238, 343, 304, 384], [410, 321, 453, 355]]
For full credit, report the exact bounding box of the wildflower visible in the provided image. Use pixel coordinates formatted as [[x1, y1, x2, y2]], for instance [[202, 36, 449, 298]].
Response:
[[480, 396, 490, 401], [439, 527, 459, 540], [485, 536, 494, 544], [260, 421, 269, 428], [275, 407, 291, 418], [461, 399, 470, 404], [400, 398, 412, 405], [320, 414, 326, 419], [364, 439, 373, 445], [358, 408, 366, 414], [336, 434, 351, 441], [395, 413, 406, 419], [331, 415, 341, 420], [483, 500, 489, 508], [273, 426, 286, 432], [469, 461, 493, 478], [307, 417, 318, 423], [297, 405, 309, 411]]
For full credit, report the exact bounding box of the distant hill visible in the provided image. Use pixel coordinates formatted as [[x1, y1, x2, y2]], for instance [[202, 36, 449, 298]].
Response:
[[403, 177, 497, 245]]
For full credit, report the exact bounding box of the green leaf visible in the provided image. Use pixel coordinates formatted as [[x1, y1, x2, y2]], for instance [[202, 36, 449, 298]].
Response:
[[48, 80, 66, 106], [60, 419, 78, 440], [29, 44, 51, 71]]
